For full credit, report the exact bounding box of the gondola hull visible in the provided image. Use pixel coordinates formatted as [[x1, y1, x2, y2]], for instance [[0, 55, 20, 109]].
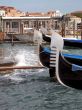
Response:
[[42, 31, 82, 89], [39, 45, 82, 67], [39, 45, 50, 67], [42, 33, 82, 48], [39, 44, 82, 78], [42, 33, 51, 42], [57, 53, 82, 89], [64, 39, 82, 48]]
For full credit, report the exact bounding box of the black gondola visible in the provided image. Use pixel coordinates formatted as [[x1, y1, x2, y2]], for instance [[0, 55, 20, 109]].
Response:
[[39, 29, 82, 89], [56, 52, 82, 90], [42, 33, 82, 48], [48, 30, 82, 90], [64, 39, 82, 48], [42, 33, 51, 42], [39, 44, 82, 77], [39, 44, 82, 67]]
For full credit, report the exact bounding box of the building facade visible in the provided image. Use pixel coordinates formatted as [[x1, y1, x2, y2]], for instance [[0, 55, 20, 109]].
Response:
[[2, 16, 61, 34]]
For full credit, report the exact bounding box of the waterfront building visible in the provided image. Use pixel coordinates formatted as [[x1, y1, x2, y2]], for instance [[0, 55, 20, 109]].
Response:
[[61, 14, 81, 37], [1, 16, 61, 42], [0, 5, 82, 41], [2, 16, 61, 34]]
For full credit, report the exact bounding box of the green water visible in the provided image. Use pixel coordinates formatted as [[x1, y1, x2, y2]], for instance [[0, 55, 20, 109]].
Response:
[[0, 43, 82, 110]]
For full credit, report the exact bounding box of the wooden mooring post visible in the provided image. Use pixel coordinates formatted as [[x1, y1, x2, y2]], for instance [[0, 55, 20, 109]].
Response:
[[11, 34, 14, 46]]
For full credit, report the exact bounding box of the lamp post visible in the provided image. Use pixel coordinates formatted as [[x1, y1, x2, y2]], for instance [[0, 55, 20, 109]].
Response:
[[0, 16, 2, 32]]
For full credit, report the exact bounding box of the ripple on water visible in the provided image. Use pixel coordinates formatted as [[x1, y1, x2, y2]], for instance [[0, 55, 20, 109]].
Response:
[[0, 44, 82, 110]]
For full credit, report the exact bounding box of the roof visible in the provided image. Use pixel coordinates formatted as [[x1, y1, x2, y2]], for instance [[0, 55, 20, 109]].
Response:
[[2, 16, 51, 20]]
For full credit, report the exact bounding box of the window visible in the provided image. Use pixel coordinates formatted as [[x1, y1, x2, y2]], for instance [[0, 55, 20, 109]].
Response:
[[12, 22, 19, 28], [6, 22, 10, 28]]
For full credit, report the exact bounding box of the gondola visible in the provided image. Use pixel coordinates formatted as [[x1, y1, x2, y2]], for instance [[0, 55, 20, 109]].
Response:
[[39, 44, 82, 77], [48, 31, 82, 90], [56, 51, 82, 90], [39, 29, 82, 89], [42, 33, 82, 48], [42, 33, 51, 42], [64, 39, 82, 48]]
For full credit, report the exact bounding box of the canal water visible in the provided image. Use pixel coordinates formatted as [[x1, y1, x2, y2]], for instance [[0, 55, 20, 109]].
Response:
[[0, 43, 82, 110]]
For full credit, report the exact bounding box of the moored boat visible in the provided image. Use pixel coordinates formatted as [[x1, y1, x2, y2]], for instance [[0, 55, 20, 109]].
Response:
[[56, 51, 82, 90], [42, 33, 82, 48], [39, 44, 82, 77], [48, 30, 82, 90], [42, 33, 51, 42]]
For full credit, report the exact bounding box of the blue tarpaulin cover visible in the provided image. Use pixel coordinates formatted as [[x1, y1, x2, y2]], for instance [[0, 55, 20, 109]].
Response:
[[72, 64, 82, 71]]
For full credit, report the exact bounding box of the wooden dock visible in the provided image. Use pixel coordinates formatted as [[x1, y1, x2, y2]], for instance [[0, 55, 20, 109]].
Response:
[[0, 65, 46, 71]]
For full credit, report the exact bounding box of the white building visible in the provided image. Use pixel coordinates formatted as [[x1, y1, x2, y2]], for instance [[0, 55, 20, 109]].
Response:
[[0, 10, 5, 16], [54, 10, 62, 17]]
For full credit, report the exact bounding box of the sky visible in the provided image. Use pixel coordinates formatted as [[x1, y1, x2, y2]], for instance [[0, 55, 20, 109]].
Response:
[[0, 0, 82, 14]]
